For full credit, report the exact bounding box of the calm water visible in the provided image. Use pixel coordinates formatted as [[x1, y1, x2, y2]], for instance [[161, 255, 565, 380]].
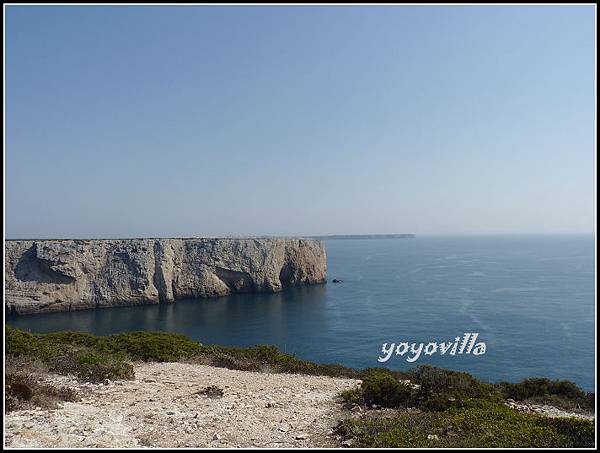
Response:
[[7, 236, 596, 391]]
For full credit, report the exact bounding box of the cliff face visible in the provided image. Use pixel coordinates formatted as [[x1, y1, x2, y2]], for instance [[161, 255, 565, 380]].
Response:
[[5, 238, 327, 315]]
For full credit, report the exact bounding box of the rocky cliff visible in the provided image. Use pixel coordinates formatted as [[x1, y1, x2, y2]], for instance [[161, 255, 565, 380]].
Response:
[[4, 238, 327, 315]]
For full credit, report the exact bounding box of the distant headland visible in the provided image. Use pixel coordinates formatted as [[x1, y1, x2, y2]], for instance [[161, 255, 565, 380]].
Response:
[[308, 234, 416, 240]]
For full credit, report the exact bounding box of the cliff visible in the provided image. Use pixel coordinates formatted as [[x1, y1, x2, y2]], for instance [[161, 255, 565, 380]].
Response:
[[4, 238, 327, 315]]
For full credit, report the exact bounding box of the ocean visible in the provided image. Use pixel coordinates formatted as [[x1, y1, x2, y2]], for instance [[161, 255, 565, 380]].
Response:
[[6, 235, 596, 391]]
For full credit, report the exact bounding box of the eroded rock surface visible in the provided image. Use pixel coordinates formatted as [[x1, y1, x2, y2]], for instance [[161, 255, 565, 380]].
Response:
[[5, 238, 326, 315]]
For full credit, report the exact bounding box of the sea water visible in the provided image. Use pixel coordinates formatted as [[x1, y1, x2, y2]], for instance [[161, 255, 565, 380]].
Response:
[[7, 235, 595, 391]]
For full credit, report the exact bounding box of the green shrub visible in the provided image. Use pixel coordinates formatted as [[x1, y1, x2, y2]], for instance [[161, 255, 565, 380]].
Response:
[[102, 331, 202, 361], [342, 365, 503, 411], [195, 344, 364, 378], [51, 352, 134, 382], [409, 365, 502, 411], [335, 400, 595, 448], [340, 386, 364, 406], [496, 378, 593, 411], [360, 369, 417, 408], [5, 326, 201, 383], [410, 365, 498, 398]]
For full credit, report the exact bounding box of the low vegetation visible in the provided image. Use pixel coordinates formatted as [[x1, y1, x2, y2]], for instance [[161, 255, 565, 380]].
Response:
[[5, 326, 595, 447], [335, 401, 595, 448], [5, 356, 78, 412], [336, 366, 594, 447], [496, 377, 594, 412]]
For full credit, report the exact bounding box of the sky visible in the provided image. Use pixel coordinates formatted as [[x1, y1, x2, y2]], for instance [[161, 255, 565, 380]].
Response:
[[4, 5, 596, 238]]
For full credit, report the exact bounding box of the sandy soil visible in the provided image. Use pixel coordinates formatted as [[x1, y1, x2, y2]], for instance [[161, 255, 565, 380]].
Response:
[[4, 362, 361, 448]]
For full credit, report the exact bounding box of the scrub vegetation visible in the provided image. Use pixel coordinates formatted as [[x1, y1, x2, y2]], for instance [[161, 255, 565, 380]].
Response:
[[5, 326, 595, 447]]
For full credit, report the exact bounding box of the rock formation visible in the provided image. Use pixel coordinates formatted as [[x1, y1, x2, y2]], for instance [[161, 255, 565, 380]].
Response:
[[4, 238, 327, 315]]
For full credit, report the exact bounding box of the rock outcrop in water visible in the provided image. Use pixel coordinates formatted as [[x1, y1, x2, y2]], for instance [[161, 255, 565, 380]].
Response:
[[4, 238, 327, 315]]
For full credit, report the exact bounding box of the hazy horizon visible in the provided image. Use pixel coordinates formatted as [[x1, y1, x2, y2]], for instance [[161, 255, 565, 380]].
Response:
[[5, 6, 596, 238]]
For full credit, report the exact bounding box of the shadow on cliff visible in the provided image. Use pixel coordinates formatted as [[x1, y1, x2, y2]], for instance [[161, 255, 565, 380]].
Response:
[[14, 244, 75, 284]]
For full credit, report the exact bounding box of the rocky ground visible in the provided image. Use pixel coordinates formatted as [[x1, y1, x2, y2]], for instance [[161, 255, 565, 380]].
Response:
[[5, 362, 594, 448], [4, 362, 360, 448], [504, 399, 595, 420]]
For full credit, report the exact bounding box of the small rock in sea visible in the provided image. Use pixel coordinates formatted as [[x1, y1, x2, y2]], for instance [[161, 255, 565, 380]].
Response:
[[332, 279, 343, 283]]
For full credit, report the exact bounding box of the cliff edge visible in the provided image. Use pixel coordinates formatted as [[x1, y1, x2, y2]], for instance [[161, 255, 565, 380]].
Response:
[[4, 238, 327, 315]]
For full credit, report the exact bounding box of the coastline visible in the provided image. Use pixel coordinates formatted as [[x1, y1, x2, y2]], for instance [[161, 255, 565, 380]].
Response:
[[5, 328, 595, 448], [6, 361, 593, 449], [5, 237, 327, 315]]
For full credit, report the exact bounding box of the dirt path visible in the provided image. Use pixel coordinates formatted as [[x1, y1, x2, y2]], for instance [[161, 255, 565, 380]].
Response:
[[4, 362, 360, 448]]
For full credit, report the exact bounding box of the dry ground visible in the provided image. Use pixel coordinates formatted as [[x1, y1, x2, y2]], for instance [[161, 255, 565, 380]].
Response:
[[5, 362, 360, 448]]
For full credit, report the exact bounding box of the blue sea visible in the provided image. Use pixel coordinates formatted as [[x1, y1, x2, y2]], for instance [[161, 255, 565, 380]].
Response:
[[6, 235, 596, 391]]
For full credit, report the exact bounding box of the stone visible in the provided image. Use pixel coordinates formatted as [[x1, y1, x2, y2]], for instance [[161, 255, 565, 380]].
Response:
[[5, 238, 327, 315]]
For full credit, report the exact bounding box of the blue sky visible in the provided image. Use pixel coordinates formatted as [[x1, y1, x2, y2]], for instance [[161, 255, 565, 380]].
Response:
[[5, 5, 596, 238]]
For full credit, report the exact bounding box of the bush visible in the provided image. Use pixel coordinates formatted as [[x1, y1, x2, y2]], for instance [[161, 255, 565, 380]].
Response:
[[496, 378, 593, 411], [5, 356, 78, 413], [360, 369, 417, 408], [342, 365, 503, 411], [5, 326, 204, 383], [335, 400, 595, 448], [194, 344, 364, 378], [102, 331, 202, 361], [410, 365, 502, 411], [6, 326, 202, 363], [50, 351, 134, 382], [410, 365, 498, 398]]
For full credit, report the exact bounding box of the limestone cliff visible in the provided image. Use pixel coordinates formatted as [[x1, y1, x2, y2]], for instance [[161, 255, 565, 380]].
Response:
[[4, 238, 327, 315]]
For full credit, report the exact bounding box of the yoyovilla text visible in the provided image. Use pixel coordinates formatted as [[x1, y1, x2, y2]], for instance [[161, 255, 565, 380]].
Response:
[[378, 333, 486, 363]]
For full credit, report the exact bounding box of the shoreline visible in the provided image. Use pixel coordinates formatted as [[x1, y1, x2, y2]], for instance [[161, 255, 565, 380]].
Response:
[[5, 361, 594, 448], [5, 238, 327, 315]]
